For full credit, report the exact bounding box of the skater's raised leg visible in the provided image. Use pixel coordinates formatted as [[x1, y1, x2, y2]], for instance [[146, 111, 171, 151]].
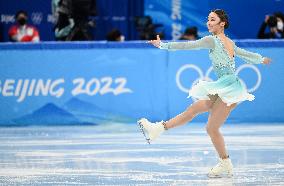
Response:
[[138, 95, 218, 143], [206, 98, 236, 177], [164, 96, 218, 129]]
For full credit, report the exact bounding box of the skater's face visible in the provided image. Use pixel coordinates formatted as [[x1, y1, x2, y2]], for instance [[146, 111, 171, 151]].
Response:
[[207, 12, 225, 34]]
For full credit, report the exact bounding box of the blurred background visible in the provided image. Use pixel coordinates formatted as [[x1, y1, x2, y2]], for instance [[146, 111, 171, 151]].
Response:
[[0, 0, 284, 41]]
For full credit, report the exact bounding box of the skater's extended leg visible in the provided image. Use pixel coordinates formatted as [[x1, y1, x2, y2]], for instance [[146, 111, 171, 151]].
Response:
[[164, 95, 218, 129], [137, 95, 218, 143]]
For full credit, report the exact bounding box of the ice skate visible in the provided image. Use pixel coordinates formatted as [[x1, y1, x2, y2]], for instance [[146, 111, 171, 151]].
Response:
[[137, 118, 165, 144], [208, 158, 233, 178]]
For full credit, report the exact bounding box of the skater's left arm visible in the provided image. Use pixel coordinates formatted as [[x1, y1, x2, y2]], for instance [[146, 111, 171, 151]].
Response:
[[235, 45, 271, 65]]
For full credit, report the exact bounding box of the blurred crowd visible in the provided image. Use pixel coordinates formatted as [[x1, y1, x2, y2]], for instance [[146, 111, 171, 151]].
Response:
[[257, 12, 284, 39], [6, 0, 284, 42]]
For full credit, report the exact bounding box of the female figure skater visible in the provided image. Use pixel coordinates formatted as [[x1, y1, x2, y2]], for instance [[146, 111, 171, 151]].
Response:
[[138, 9, 271, 178]]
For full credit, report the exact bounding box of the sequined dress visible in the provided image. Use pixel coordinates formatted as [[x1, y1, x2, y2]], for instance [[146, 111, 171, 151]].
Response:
[[159, 35, 264, 106]]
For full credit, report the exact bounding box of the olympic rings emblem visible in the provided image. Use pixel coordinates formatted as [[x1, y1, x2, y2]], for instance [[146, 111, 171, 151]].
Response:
[[31, 12, 43, 25], [176, 64, 261, 93]]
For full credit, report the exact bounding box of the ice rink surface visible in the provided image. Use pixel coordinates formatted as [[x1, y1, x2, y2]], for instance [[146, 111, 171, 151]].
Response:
[[0, 123, 283, 186]]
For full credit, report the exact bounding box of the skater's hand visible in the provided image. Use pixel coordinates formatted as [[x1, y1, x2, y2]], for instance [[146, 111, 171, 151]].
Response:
[[147, 35, 161, 48], [262, 57, 272, 65]]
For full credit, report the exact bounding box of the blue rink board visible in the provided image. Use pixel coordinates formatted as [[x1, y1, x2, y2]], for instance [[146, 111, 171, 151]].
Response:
[[0, 40, 284, 125], [0, 123, 283, 185]]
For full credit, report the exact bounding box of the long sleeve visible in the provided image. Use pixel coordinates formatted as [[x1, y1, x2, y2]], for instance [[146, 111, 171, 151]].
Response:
[[55, 19, 74, 38], [235, 45, 264, 64], [159, 36, 215, 50]]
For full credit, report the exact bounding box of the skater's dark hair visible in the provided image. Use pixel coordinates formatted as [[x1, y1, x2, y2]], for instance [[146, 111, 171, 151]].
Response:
[[211, 9, 229, 29]]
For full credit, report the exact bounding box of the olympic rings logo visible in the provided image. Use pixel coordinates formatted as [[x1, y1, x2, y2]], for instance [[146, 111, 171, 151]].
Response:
[[31, 12, 43, 25], [176, 64, 261, 93]]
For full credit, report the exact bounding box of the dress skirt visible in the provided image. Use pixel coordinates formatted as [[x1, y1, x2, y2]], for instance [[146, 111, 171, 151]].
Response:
[[188, 74, 255, 106]]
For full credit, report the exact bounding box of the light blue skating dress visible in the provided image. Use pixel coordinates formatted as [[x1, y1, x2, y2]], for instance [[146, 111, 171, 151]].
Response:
[[159, 35, 264, 106]]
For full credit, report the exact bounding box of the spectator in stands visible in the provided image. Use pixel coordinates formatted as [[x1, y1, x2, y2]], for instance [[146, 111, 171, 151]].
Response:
[[179, 26, 199, 40], [8, 10, 40, 42], [258, 12, 284, 39], [54, 0, 96, 41], [106, 29, 125, 41], [52, 0, 74, 41], [275, 12, 284, 33]]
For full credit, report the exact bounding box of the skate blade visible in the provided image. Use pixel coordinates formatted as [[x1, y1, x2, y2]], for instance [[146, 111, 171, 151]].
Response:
[[208, 173, 233, 178], [137, 121, 151, 144]]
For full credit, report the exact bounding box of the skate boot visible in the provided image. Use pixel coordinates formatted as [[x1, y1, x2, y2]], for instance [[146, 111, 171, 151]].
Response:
[[208, 158, 233, 178], [137, 118, 166, 144]]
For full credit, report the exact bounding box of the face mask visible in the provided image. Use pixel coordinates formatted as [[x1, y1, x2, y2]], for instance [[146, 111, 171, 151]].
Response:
[[17, 17, 27, 26], [277, 21, 284, 30], [120, 35, 125, 42]]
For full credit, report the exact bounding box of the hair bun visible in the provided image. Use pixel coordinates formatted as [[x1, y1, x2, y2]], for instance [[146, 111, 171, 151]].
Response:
[[212, 9, 229, 29]]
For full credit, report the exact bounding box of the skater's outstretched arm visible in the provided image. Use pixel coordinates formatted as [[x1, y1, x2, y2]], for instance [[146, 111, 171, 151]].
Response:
[[148, 35, 215, 50], [234, 44, 272, 65]]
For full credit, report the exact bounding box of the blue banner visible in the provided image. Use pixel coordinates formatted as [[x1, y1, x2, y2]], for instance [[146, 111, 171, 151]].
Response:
[[145, 0, 284, 39], [0, 41, 283, 125], [0, 45, 168, 125]]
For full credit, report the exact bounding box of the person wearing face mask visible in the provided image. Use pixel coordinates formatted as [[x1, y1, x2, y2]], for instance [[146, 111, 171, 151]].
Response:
[[258, 12, 284, 39], [275, 12, 284, 33], [138, 9, 272, 178], [8, 10, 40, 42]]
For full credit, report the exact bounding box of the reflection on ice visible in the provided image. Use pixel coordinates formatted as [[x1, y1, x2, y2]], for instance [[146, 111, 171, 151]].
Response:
[[0, 123, 283, 185]]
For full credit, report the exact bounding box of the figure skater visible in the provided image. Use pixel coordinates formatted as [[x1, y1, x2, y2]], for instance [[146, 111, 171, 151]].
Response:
[[138, 9, 271, 178]]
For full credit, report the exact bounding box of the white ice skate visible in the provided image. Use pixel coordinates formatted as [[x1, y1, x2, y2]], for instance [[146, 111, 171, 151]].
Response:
[[208, 158, 233, 178], [137, 118, 165, 144]]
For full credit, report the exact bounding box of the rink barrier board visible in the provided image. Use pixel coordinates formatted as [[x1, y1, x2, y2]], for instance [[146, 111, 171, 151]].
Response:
[[0, 40, 283, 125]]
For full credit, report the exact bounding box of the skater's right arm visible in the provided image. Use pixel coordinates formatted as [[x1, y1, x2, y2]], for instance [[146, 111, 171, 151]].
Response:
[[148, 35, 215, 50]]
